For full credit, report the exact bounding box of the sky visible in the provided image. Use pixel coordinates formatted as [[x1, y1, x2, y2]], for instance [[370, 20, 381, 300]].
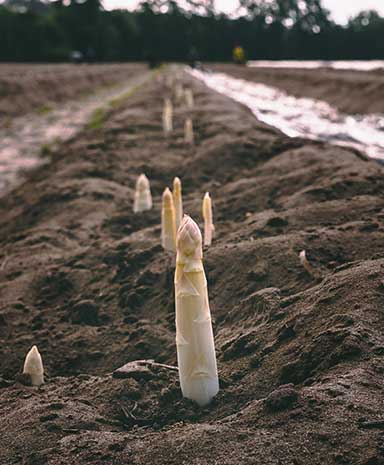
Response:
[[102, 0, 384, 24]]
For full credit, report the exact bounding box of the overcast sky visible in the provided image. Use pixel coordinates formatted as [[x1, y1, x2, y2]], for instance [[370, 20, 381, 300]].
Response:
[[103, 0, 384, 24]]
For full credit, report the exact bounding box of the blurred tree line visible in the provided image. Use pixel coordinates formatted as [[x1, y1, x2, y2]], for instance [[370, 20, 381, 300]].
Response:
[[0, 0, 384, 62]]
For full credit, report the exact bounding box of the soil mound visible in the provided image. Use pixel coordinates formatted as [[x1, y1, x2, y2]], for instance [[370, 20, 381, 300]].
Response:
[[0, 69, 384, 465]]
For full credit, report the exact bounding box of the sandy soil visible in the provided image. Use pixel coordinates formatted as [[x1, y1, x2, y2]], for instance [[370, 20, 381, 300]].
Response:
[[0, 68, 384, 465], [0, 63, 146, 119], [210, 64, 384, 115]]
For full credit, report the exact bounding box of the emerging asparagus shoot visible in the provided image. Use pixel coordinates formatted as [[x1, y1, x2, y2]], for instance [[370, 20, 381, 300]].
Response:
[[133, 174, 152, 213], [175, 82, 184, 102], [202, 192, 215, 246], [184, 118, 194, 145], [173, 177, 183, 232], [23, 345, 44, 386], [162, 98, 173, 134], [185, 88, 194, 108], [299, 250, 314, 276], [161, 187, 177, 252], [175, 215, 219, 406], [166, 75, 174, 89]]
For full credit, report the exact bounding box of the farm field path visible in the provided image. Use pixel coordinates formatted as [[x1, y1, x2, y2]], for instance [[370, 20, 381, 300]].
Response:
[[0, 65, 150, 194], [0, 68, 384, 465]]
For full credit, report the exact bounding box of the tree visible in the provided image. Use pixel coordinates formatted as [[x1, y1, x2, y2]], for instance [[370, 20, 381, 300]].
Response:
[[239, 0, 330, 32], [347, 10, 384, 59], [348, 9, 383, 30], [1, 0, 384, 62], [139, 0, 215, 16]]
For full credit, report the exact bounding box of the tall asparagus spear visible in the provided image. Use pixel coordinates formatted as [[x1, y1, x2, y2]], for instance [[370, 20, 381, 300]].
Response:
[[162, 98, 173, 134], [299, 250, 315, 276], [202, 192, 214, 246], [175, 82, 184, 102], [23, 345, 44, 386], [184, 118, 194, 145], [161, 187, 177, 252], [185, 88, 194, 108], [133, 174, 152, 213], [173, 177, 183, 232], [175, 215, 219, 406]]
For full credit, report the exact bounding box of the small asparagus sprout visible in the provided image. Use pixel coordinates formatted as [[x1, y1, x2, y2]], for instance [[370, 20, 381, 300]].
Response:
[[202, 192, 215, 246], [166, 75, 174, 89], [184, 118, 194, 145], [185, 88, 194, 108], [133, 174, 152, 213], [175, 215, 219, 406], [173, 177, 183, 232], [299, 250, 314, 276], [23, 345, 44, 386], [175, 82, 184, 102], [162, 98, 173, 134], [161, 187, 177, 252]]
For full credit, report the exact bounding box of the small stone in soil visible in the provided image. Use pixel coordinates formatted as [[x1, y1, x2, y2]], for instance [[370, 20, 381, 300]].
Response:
[[113, 361, 153, 381]]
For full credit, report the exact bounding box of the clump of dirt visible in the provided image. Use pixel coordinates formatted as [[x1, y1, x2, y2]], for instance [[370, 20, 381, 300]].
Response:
[[211, 63, 384, 115], [0, 68, 384, 465]]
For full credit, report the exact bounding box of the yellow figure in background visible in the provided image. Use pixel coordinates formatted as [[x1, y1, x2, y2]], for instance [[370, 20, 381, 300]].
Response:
[[233, 45, 246, 65]]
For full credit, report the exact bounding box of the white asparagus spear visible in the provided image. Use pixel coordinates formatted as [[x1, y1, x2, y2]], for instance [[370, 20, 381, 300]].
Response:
[[185, 88, 194, 108], [175, 215, 219, 406], [162, 98, 173, 134], [23, 345, 44, 386], [166, 75, 174, 89], [175, 82, 184, 102], [184, 118, 194, 145], [202, 192, 215, 246], [133, 174, 152, 213], [161, 187, 177, 252], [173, 177, 183, 232], [299, 250, 314, 276]]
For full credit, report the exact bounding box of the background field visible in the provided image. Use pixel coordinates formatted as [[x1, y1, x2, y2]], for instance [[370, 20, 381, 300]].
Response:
[[210, 64, 384, 115], [0, 63, 146, 118]]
